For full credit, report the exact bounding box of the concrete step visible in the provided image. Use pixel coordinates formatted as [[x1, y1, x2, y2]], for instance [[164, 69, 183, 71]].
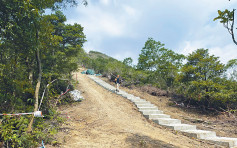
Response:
[[163, 124, 196, 131], [126, 95, 135, 99], [138, 107, 159, 111], [116, 92, 125, 96], [120, 93, 129, 98], [119, 90, 126, 94], [153, 118, 181, 125], [129, 97, 143, 101], [107, 88, 114, 91], [205, 137, 237, 148], [89, 76, 237, 148], [181, 130, 216, 139], [134, 101, 151, 105], [128, 96, 140, 100], [141, 110, 164, 115], [116, 91, 127, 96], [132, 99, 149, 103], [126, 97, 136, 100], [108, 86, 115, 89], [126, 95, 137, 99], [136, 104, 156, 108], [130, 99, 143, 102], [145, 114, 170, 119]]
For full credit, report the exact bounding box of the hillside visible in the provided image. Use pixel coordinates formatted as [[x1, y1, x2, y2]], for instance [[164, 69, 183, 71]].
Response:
[[45, 71, 237, 147], [88, 51, 116, 60], [48, 72, 218, 148]]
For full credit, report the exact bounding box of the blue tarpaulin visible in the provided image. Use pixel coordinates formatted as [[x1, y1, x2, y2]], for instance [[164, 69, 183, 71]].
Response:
[[81, 70, 86, 74], [96, 73, 102, 76], [86, 69, 95, 75]]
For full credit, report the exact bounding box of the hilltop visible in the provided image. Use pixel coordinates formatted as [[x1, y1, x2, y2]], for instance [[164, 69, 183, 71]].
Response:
[[88, 51, 115, 60]]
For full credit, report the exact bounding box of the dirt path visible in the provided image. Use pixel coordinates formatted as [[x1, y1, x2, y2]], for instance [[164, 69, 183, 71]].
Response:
[[50, 72, 219, 148]]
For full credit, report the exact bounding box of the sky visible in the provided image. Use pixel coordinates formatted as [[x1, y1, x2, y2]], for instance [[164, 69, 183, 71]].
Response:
[[62, 0, 237, 64]]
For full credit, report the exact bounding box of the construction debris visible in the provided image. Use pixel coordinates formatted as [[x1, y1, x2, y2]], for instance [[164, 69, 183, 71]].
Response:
[[69, 90, 84, 101]]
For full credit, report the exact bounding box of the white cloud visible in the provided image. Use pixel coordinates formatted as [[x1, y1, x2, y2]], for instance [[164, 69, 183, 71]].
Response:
[[63, 0, 237, 64], [209, 44, 237, 64], [181, 41, 202, 55], [83, 38, 103, 53], [122, 5, 136, 17], [77, 7, 124, 37], [180, 41, 237, 64], [178, 5, 237, 64], [67, 1, 141, 38], [113, 50, 133, 61], [100, 0, 109, 6]]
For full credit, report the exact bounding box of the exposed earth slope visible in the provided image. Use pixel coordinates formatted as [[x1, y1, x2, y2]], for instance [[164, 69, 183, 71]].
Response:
[[47, 72, 223, 148]]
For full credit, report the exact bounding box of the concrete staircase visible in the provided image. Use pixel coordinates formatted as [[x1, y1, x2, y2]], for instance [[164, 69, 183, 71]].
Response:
[[88, 75, 237, 148]]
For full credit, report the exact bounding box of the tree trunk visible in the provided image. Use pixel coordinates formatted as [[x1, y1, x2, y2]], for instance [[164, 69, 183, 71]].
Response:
[[27, 47, 42, 132]]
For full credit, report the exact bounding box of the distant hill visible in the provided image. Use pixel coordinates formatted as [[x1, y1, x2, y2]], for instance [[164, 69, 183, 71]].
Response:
[[88, 51, 115, 60]]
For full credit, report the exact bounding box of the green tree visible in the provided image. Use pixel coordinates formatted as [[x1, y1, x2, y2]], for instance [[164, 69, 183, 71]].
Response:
[[123, 57, 133, 67], [177, 49, 227, 108], [137, 38, 184, 88], [0, 0, 87, 134], [180, 49, 225, 82], [137, 38, 164, 71], [40, 11, 86, 77]]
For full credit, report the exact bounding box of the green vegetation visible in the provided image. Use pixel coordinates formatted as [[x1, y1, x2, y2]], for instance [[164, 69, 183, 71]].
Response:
[[1, 0, 237, 147], [1, 110, 65, 147], [176, 49, 237, 109], [80, 38, 237, 112], [137, 38, 185, 89], [0, 0, 87, 147]]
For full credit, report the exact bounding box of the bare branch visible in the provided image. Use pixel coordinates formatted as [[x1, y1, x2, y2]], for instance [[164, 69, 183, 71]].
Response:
[[230, 9, 237, 45]]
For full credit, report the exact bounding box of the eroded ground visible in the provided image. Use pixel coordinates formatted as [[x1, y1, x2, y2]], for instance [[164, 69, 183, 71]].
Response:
[[48, 73, 225, 148]]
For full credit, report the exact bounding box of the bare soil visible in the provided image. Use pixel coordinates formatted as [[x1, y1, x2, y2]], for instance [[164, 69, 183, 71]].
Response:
[[113, 82, 237, 139], [47, 72, 228, 148]]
